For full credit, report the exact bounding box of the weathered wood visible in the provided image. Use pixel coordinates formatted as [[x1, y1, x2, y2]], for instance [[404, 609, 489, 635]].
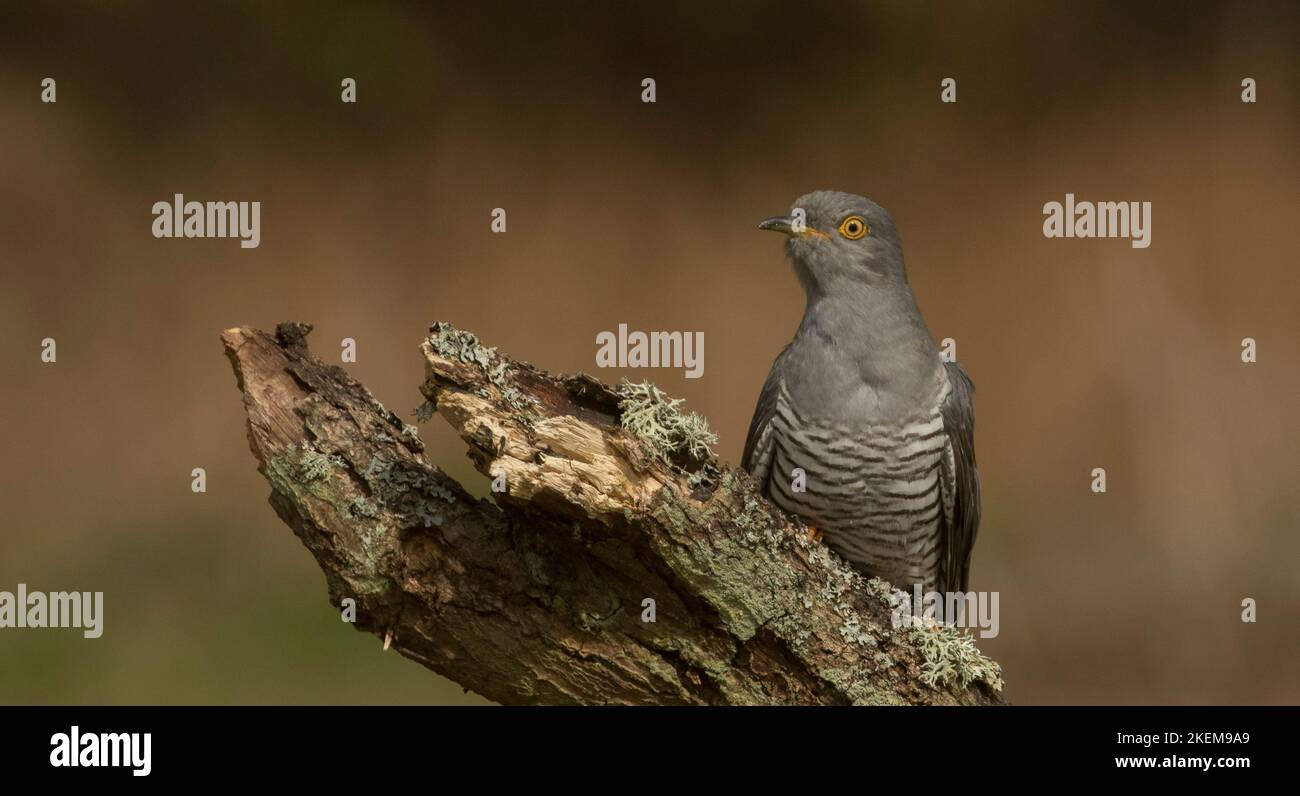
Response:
[[221, 321, 1004, 705]]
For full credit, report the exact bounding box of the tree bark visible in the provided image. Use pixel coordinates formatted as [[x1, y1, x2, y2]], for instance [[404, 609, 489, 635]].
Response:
[[221, 321, 1005, 705]]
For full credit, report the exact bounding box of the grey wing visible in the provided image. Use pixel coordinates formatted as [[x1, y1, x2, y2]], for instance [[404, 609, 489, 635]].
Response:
[[937, 360, 981, 594], [740, 347, 789, 492]]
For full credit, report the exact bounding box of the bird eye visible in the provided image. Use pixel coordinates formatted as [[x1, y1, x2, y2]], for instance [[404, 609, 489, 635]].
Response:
[[838, 215, 868, 240]]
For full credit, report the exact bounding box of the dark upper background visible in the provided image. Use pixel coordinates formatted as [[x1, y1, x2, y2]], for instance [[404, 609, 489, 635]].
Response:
[[1, 1, 1297, 704]]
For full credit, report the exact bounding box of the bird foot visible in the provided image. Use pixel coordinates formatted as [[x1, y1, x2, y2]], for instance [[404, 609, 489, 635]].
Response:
[[804, 525, 823, 544]]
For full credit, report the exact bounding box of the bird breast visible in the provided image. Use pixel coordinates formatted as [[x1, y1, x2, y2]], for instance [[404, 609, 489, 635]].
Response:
[[764, 380, 952, 590]]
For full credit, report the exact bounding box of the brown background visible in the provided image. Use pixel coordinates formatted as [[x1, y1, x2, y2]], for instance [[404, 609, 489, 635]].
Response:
[[1, 1, 1297, 704]]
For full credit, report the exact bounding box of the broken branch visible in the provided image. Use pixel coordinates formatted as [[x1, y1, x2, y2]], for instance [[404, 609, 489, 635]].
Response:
[[220, 321, 1003, 705]]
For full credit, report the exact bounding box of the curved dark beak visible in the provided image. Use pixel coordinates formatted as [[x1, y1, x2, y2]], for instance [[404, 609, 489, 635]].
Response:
[[758, 215, 795, 236]]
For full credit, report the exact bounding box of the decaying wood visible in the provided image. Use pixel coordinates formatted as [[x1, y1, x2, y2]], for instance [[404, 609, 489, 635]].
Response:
[[221, 321, 1005, 705]]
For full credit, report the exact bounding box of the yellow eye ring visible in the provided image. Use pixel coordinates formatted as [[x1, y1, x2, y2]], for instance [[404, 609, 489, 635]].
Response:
[[838, 215, 868, 240]]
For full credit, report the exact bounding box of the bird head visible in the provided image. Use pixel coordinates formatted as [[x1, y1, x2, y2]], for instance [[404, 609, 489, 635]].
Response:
[[759, 191, 907, 292]]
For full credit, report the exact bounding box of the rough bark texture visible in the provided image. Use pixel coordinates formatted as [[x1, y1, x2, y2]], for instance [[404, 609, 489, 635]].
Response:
[[221, 321, 1005, 706]]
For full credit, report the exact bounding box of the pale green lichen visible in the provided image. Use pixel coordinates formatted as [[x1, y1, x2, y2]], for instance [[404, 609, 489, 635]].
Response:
[[864, 576, 903, 605], [730, 485, 786, 550], [686, 463, 719, 490], [617, 381, 717, 465], [361, 454, 455, 529], [265, 444, 351, 505], [663, 475, 1007, 702], [400, 423, 422, 444], [428, 322, 536, 416], [429, 322, 497, 369], [271, 446, 365, 516], [907, 620, 1004, 692], [838, 610, 877, 648], [298, 447, 345, 481], [649, 485, 911, 705], [262, 442, 397, 604], [264, 452, 301, 499], [820, 573, 850, 602], [349, 497, 381, 519], [350, 393, 423, 454], [357, 520, 387, 562], [616, 453, 999, 703]]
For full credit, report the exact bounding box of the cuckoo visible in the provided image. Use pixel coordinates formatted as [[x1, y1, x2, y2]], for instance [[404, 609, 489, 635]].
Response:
[[742, 191, 980, 595]]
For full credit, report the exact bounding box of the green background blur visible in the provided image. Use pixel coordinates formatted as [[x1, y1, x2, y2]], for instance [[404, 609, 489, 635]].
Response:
[[2, 1, 1297, 705]]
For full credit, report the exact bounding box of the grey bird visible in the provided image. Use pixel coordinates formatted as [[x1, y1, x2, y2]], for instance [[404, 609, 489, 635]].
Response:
[[742, 190, 980, 595]]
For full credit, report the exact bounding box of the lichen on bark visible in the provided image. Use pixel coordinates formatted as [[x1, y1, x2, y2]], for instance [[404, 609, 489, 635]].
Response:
[[222, 321, 1005, 706]]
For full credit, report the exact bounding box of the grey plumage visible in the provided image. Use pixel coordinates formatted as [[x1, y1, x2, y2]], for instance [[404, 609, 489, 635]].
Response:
[[742, 191, 980, 595]]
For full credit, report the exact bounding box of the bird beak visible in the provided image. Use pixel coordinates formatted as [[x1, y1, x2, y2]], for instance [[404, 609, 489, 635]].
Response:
[[758, 216, 795, 236]]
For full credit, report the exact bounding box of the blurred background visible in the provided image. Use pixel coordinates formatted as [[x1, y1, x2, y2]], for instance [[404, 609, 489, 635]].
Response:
[[1, 1, 1297, 705]]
